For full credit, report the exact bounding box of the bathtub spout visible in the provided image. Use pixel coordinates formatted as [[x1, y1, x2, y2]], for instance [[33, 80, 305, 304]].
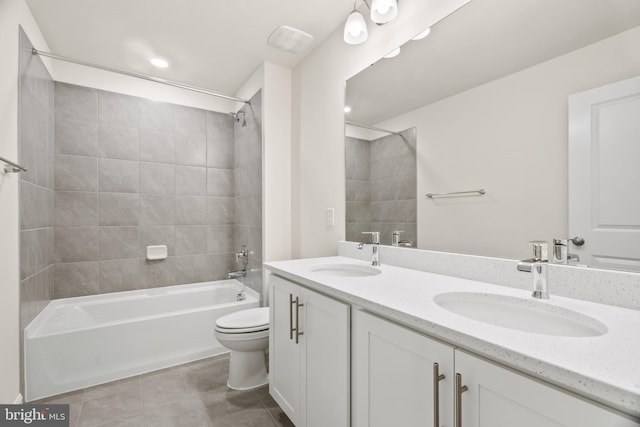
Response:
[[229, 270, 247, 301], [228, 270, 246, 279]]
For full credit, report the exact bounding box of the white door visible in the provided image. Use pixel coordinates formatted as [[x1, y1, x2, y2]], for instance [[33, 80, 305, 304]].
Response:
[[353, 310, 454, 427], [455, 350, 638, 427], [569, 75, 640, 271], [269, 276, 301, 424], [300, 287, 350, 427]]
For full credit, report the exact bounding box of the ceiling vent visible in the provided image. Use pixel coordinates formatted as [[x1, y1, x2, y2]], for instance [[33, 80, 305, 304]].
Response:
[[267, 26, 314, 53]]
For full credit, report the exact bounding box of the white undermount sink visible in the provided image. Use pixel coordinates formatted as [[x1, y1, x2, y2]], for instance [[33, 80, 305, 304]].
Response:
[[310, 263, 381, 277], [434, 292, 607, 337]]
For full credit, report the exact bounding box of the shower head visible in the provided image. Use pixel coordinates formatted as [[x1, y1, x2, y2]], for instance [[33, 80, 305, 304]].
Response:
[[230, 110, 247, 127], [237, 110, 247, 127]]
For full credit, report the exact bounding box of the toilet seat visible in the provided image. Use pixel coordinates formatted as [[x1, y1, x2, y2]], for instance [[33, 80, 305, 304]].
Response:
[[214, 327, 269, 342], [215, 307, 269, 334], [215, 324, 269, 334]]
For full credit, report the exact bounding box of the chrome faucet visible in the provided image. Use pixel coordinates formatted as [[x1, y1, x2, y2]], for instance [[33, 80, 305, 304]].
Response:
[[391, 231, 413, 247], [392, 231, 403, 247], [358, 232, 380, 266], [552, 238, 580, 264], [517, 241, 549, 299], [531, 259, 549, 299]]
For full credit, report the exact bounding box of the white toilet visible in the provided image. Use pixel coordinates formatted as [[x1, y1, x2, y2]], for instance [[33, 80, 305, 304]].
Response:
[[214, 307, 270, 390]]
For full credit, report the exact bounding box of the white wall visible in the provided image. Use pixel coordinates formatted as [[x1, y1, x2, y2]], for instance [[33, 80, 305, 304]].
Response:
[[263, 62, 292, 263], [292, 0, 470, 258], [345, 125, 386, 141], [377, 26, 640, 260], [235, 64, 264, 108], [54, 61, 240, 113], [0, 0, 51, 404]]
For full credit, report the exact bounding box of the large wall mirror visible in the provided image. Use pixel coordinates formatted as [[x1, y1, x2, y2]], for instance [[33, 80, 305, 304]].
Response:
[[345, 0, 640, 272]]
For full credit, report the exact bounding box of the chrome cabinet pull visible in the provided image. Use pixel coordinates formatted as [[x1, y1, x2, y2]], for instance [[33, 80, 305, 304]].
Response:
[[295, 296, 304, 344], [289, 293, 294, 340], [455, 373, 469, 427], [433, 363, 446, 427]]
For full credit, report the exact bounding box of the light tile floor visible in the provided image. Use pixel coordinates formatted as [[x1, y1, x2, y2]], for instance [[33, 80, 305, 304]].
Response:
[[37, 354, 294, 427]]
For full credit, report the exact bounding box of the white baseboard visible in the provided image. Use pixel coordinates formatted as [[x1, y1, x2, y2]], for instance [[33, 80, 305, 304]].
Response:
[[13, 393, 23, 404]]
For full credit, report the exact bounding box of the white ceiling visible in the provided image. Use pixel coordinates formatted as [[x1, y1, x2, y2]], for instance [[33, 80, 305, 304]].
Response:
[[25, 0, 354, 95], [346, 0, 640, 125]]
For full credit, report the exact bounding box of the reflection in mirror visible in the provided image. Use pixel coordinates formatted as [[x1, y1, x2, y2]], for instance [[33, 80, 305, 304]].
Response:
[[345, 125, 416, 247], [344, 0, 640, 272]]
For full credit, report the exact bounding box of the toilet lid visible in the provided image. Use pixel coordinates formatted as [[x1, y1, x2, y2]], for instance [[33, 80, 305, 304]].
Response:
[[216, 307, 269, 329]]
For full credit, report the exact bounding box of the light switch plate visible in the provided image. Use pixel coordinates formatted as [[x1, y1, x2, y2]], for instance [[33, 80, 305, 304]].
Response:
[[326, 208, 335, 227]]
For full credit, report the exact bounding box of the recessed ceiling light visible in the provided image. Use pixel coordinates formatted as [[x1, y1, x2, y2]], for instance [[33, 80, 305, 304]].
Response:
[[150, 58, 169, 68], [412, 28, 431, 40], [383, 47, 401, 59], [344, 106, 352, 113]]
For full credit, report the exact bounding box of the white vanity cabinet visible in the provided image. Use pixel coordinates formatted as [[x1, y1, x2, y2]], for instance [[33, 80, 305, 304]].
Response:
[[353, 310, 455, 427], [455, 350, 638, 427], [353, 310, 637, 427], [269, 275, 350, 427]]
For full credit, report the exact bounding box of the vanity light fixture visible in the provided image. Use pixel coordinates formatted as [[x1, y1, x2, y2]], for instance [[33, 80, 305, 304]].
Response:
[[370, 0, 398, 24], [344, 106, 352, 113], [412, 27, 431, 40], [343, 0, 399, 45], [383, 47, 401, 58], [150, 58, 169, 68], [344, 8, 369, 45]]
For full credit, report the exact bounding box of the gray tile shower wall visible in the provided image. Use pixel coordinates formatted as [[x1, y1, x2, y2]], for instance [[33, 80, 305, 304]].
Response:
[[233, 91, 263, 295], [52, 83, 258, 298], [345, 129, 417, 246], [345, 136, 371, 243], [19, 28, 54, 333], [369, 128, 417, 246]]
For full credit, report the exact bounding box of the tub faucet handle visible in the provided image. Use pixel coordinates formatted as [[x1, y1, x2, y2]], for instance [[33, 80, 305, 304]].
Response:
[[235, 245, 249, 269]]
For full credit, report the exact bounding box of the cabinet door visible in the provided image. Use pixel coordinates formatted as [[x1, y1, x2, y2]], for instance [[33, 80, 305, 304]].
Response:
[[455, 350, 639, 427], [300, 287, 350, 427], [269, 275, 301, 424], [353, 310, 454, 427]]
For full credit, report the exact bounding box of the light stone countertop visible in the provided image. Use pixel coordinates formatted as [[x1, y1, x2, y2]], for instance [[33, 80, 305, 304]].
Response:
[[264, 256, 640, 419]]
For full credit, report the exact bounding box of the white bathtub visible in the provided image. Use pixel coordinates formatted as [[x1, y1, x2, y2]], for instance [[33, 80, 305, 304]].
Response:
[[24, 279, 259, 401]]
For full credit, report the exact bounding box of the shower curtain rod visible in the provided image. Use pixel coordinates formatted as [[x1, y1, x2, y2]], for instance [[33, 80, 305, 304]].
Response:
[[345, 121, 403, 137], [32, 48, 250, 105]]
